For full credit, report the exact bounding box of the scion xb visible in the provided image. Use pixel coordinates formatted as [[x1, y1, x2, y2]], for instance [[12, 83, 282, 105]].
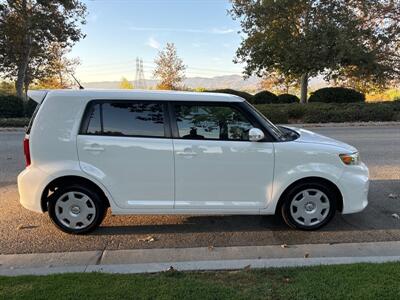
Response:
[[18, 90, 369, 234]]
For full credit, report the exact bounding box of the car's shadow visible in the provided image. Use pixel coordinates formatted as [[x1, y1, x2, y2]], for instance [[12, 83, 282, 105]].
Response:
[[91, 179, 400, 236]]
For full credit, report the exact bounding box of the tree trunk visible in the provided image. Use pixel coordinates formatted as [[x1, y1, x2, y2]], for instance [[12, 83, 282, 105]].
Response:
[[300, 73, 308, 104], [15, 0, 31, 100]]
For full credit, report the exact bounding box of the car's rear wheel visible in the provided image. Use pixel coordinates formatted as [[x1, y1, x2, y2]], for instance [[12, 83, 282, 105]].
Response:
[[281, 182, 337, 230], [48, 184, 106, 234]]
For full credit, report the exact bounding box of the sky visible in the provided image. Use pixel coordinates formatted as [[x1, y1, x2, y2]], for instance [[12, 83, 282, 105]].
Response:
[[72, 0, 244, 83]]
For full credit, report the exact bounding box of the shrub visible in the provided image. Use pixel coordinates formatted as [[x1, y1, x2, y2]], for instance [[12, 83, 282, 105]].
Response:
[[207, 89, 253, 103], [24, 99, 38, 117], [253, 90, 278, 104], [0, 118, 29, 127], [255, 104, 289, 124], [308, 87, 365, 103], [253, 102, 399, 124], [0, 95, 24, 118], [277, 94, 300, 104]]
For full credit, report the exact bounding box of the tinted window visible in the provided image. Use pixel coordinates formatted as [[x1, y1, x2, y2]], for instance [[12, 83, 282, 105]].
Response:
[[84, 102, 165, 137], [86, 103, 102, 135], [174, 104, 253, 141]]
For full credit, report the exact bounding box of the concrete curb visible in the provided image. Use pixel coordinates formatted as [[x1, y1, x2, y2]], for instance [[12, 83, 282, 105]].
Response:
[[2, 241, 400, 276]]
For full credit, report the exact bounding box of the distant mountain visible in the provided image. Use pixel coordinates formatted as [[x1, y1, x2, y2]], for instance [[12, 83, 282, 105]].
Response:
[[83, 75, 262, 92], [83, 74, 327, 92]]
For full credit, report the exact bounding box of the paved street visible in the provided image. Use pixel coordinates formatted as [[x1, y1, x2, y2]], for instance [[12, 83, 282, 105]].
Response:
[[0, 126, 399, 254]]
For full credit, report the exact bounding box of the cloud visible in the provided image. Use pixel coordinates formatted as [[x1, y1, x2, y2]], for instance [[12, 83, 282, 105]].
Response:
[[146, 37, 160, 50], [129, 26, 236, 35], [211, 28, 235, 34]]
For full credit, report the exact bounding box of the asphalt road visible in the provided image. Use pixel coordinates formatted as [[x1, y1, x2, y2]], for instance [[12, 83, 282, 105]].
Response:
[[0, 126, 399, 254]]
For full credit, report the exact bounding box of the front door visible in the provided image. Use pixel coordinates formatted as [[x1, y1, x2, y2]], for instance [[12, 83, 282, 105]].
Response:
[[172, 102, 274, 212], [77, 100, 174, 209]]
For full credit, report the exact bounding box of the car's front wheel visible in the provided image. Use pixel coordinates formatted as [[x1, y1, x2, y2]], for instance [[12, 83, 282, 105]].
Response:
[[48, 184, 106, 234], [281, 182, 337, 230]]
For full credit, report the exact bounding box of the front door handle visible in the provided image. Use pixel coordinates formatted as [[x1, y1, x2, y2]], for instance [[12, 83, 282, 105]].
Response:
[[176, 150, 198, 157]]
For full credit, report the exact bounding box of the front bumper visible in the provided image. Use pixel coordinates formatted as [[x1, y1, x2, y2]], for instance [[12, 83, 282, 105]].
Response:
[[337, 162, 369, 214], [18, 166, 48, 213]]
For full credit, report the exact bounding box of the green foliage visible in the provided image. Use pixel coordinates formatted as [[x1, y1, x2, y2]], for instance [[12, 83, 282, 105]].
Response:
[[25, 99, 38, 117], [0, 118, 29, 127], [277, 93, 300, 104], [308, 87, 365, 103], [253, 90, 278, 104], [2, 263, 400, 299], [255, 102, 400, 124], [0, 1, 87, 97], [207, 89, 253, 103], [230, 1, 400, 101], [0, 95, 24, 118]]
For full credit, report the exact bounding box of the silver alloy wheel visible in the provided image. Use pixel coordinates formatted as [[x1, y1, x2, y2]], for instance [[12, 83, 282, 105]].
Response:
[[55, 191, 97, 230], [289, 189, 330, 227]]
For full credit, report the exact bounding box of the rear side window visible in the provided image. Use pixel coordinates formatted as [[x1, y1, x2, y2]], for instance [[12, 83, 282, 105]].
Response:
[[26, 103, 41, 134], [81, 101, 166, 138]]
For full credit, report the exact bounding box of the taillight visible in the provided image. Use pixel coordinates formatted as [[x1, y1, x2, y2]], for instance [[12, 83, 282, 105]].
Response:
[[23, 136, 31, 167]]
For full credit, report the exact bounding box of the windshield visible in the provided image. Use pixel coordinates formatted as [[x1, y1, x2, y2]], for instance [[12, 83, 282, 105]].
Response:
[[243, 102, 286, 140]]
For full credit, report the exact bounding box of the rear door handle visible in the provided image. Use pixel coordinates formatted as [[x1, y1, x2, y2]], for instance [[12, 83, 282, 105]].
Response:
[[83, 144, 105, 152]]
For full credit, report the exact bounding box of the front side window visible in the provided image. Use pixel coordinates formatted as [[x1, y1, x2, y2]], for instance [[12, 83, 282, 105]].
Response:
[[174, 104, 253, 141], [83, 101, 165, 137]]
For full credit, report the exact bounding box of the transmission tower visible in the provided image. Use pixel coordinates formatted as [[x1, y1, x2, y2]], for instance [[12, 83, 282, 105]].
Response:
[[134, 57, 146, 89]]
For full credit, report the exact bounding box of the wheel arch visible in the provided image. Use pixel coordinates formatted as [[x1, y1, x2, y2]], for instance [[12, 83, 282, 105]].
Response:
[[275, 176, 343, 213], [41, 175, 111, 212]]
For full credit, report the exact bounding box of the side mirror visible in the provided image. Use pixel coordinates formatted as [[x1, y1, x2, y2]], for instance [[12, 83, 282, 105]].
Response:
[[249, 128, 265, 142]]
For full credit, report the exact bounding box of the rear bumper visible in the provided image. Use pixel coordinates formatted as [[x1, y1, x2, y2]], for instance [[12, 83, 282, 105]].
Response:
[[338, 162, 369, 214], [17, 166, 48, 213]]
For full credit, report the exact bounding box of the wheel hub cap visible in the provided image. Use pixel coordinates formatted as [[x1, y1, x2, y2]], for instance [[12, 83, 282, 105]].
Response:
[[305, 202, 316, 212], [55, 191, 97, 230], [289, 189, 330, 227], [70, 205, 81, 215]]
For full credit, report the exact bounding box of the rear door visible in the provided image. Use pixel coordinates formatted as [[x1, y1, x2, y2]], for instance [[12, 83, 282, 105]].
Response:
[[171, 102, 275, 212], [77, 100, 174, 209]]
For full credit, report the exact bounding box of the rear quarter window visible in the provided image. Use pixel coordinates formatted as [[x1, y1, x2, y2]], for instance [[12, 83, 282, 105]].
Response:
[[26, 103, 41, 134]]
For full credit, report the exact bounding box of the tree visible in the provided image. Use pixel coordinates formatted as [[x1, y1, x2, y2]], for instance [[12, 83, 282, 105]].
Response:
[[0, 0, 86, 98], [230, 0, 400, 103], [153, 43, 186, 90], [119, 77, 134, 89], [260, 71, 299, 94], [29, 43, 80, 90]]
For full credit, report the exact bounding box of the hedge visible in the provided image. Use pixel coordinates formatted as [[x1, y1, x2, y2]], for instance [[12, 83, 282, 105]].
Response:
[[0, 95, 24, 118], [255, 101, 400, 124], [309, 87, 365, 103], [0, 118, 30, 127], [277, 93, 300, 104], [1, 100, 400, 127], [253, 90, 278, 104], [0, 95, 38, 118]]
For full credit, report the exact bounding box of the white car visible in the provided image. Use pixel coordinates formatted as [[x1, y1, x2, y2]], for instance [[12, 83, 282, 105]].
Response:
[[18, 89, 369, 234]]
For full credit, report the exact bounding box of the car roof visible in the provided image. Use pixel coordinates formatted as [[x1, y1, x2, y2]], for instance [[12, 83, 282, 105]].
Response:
[[35, 89, 245, 103]]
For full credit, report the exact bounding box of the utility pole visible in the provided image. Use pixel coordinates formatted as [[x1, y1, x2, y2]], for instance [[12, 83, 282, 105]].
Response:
[[134, 57, 146, 89]]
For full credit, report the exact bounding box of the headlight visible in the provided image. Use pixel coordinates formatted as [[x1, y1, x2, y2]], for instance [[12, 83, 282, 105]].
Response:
[[339, 152, 360, 165]]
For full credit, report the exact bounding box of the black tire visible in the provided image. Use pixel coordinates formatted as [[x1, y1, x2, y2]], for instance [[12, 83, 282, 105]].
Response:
[[48, 184, 107, 234], [280, 182, 337, 230]]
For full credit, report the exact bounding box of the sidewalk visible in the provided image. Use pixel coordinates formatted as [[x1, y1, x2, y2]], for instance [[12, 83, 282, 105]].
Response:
[[2, 241, 400, 276]]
